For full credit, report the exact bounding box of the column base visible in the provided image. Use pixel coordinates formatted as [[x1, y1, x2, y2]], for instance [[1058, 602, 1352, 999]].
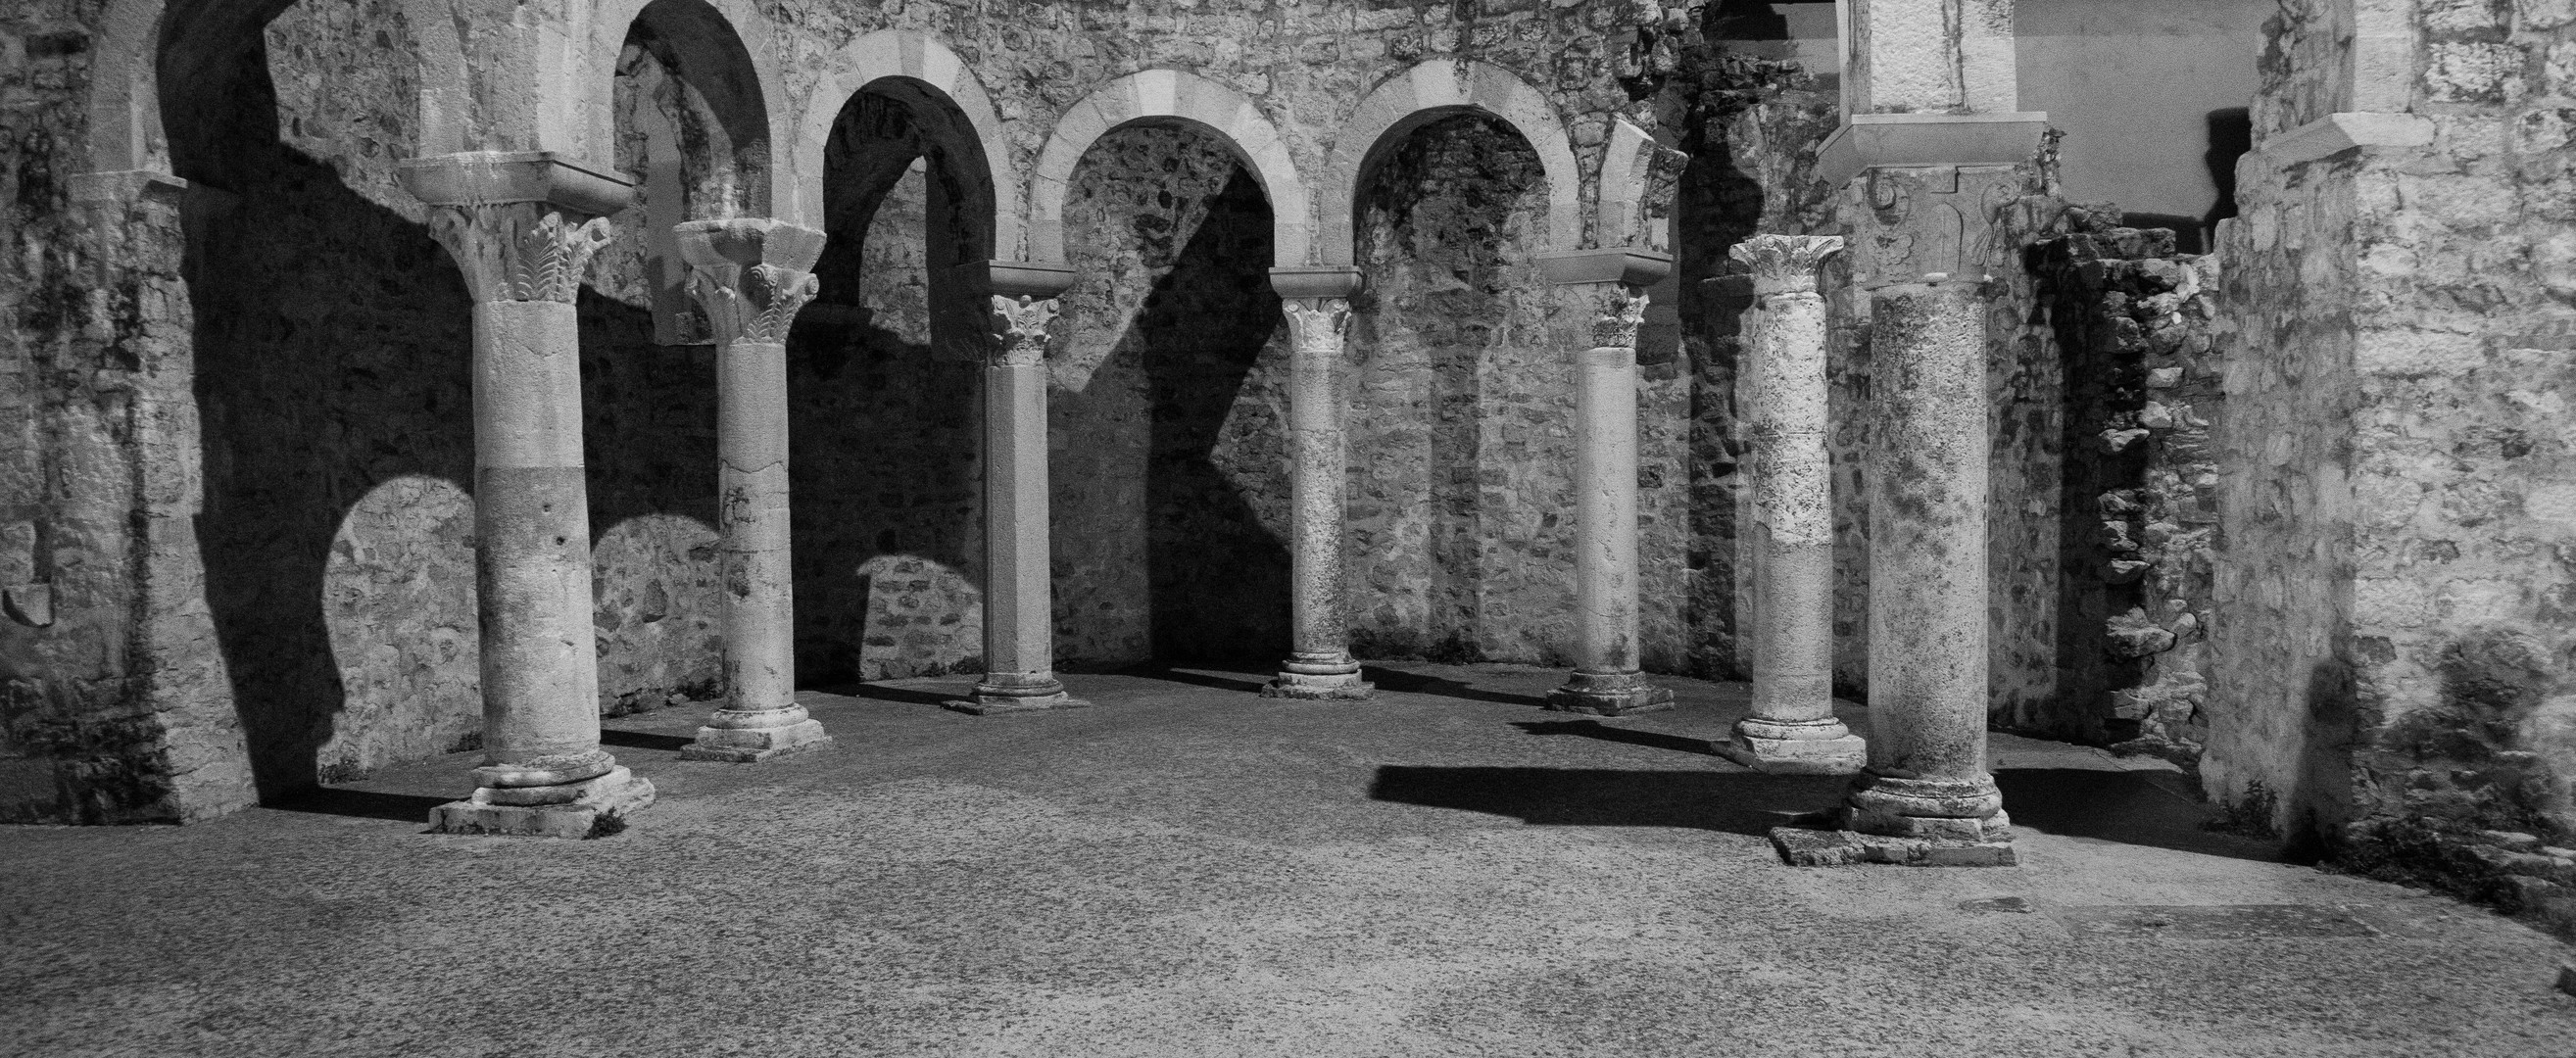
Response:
[[1769, 812, 2017, 867], [944, 673, 1090, 715], [679, 716, 834, 763], [1544, 671, 1675, 715], [428, 766, 656, 839], [1262, 669, 1375, 700], [1716, 718, 1866, 774]]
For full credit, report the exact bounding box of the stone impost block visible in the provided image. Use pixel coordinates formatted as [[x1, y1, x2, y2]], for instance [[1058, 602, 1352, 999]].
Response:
[[429, 767, 656, 839], [1545, 671, 1675, 716], [396, 151, 636, 216], [679, 718, 833, 763], [1814, 113, 2052, 189], [1536, 247, 1674, 289], [1269, 265, 1365, 300], [969, 260, 1080, 300]]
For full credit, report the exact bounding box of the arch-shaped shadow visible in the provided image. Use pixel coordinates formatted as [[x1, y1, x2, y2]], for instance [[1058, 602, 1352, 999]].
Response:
[[1052, 124, 1290, 669]]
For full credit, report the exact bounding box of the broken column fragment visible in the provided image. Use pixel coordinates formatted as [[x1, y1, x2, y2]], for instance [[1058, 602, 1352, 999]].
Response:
[[675, 217, 834, 763], [1721, 234, 1865, 774], [399, 152, 655, 837]]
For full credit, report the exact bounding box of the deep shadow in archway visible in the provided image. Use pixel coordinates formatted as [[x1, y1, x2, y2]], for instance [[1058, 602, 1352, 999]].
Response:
[[166, 7, 475, 798]]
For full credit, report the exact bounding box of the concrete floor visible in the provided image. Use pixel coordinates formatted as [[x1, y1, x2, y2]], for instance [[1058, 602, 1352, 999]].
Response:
[[5, 663, 2573, 1057]]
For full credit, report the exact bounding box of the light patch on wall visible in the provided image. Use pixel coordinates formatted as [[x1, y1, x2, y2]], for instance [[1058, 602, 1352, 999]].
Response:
[[592, 513, 724, 714], [853, 553, 984, 680], [318, 474, 479, 782]]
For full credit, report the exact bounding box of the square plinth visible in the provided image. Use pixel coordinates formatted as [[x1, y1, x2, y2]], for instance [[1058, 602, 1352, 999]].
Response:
[[679, 719, 834, 763], [1770, 825, 2018, 868], [1717, 733, 1868, 774]]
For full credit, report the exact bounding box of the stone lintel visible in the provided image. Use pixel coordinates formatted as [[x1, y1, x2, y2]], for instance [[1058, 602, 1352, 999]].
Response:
[[1536, 247, 1674, 288], [973, 260, 1080, 300], [397, 151, 636, 216], [2252, 112, 2436, 170], [1814, 112, 2052, 189], [1270, 265, 1364, 300]]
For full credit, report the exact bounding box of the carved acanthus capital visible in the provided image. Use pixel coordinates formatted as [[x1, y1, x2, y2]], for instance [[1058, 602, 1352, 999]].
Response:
[[990, 295, 1060, 366], [1585, 285, 1652, 350], [1729, 234, 1845, 296], [676, 218, 827, 345], [423, 202, 615, 304], [1283, 298, 1352, 358]]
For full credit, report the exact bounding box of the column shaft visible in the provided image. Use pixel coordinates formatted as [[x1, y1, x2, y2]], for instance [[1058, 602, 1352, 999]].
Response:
[[1724, 235, 1864, 773], [1266, 296, 1370, 699], [1848, 279, 2008, 842], [675, 217, 831, 762], [470, 300, 607, 777], [1545, 281, 1671, 716]]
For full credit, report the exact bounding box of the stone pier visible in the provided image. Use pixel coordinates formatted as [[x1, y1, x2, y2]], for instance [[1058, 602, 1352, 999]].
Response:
[[399, 152, 655, 837], [1264, 267, 1372, 700], [1537, 249, 1675, 716], [949, 262, 1090, 715], [1720, 235, 1865, 774], [675, 218, 834, 763]]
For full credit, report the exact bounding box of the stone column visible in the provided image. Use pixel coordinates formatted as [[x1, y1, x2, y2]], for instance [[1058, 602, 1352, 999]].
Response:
[[399, 151, 653, 838], [1538, 249, 1675, 716], [1722, 235, 1866, 774], [1264, 267, 1371, 700], [948, 262, 1088, 715], [1847, 277, 2009, 853], [673, 218, 833, 762]]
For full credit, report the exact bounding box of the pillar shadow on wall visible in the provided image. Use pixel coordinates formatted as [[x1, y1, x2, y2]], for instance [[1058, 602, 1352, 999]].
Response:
[[170, 29, 477, 800], [1675, 120, 1771, 680], [1133, 168, 1291, 666]]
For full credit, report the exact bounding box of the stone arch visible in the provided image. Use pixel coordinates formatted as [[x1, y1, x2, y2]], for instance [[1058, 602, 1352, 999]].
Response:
[[1028, 69, 1312, 267], [580, 0, 788, 214], [786, 29, 1012, 260], [1317, 60, 1582, 265], [1597, 117, 1687, 255], [82, 0, 467, 175]]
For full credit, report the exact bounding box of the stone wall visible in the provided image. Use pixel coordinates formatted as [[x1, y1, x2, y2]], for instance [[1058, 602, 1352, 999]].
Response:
[[2207, 0, 2576, 937], [2037, 224, 2224, 758]]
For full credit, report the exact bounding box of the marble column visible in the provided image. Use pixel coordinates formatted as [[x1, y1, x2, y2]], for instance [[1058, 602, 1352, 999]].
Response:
[[674, 218, 834, 762], [1538, 249, 1675, 716], [1845, 277, 2010, 854], [399, 152, 654, 837], [948, 262, 1089, 715], [1721, 235, 1866, 774], [1264, 267, 1371, 700]]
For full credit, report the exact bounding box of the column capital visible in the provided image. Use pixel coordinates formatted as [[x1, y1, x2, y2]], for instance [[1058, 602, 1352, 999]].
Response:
[[989, 295, 1060, 367], [1281, 298, 1352, 353], [675, 218, 826, 345], [1535, 247, 1673, 289], [1578, 284, 1652, 351], [1729, 234, 1845, 296]]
